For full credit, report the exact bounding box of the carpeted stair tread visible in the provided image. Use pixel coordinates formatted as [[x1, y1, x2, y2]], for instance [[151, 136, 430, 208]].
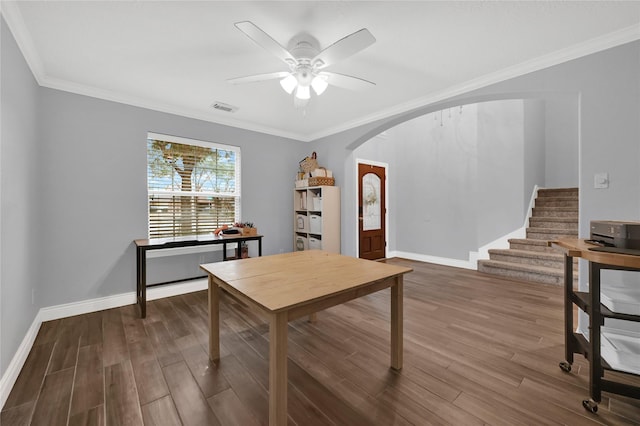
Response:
[[529, 217, 578, 224], [479, 259, 562, 275], [487, 248, 577, 269], [508, 238, 560, 253], [477, 259, 577, 285], [526, 227, 578, 239], [488, 248, 563, 260], [535, 198, 579, 207], [529, 217, 579, 230], [532, 207, 578, 217], [537, 187, 579, 196]]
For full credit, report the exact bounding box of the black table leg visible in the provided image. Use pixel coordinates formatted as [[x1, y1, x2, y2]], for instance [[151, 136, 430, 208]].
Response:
[[564, 254, 574, 365], [137, 246, 147, 318], [588, 262, 603, 404]]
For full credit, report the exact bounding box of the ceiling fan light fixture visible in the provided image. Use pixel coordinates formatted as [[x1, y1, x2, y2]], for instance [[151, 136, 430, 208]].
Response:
[[295, 85, 310, 100], [280, 74, 297, 94], [311, 75, 328, 96]]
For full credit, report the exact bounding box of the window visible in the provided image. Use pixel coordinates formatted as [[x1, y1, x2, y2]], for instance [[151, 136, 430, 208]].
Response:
[[146, 132, 241, 239]]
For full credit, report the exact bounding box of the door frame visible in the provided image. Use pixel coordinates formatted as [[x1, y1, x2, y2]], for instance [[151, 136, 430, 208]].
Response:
[[354, 158, 389, 259]]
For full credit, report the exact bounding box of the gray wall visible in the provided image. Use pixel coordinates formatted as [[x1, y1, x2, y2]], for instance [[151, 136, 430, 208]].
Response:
[[314, 41, 637, 264], [344, 100, 542, 260], [36, 88, 304, 308], [390, 104, 480, 259], [1, 19, 42, 376], [476, 100, 528, 247], [523, 99, 546, 208], [313, 40, 639, 334], [545, 96, 579, 188], [0, 17, 307, 379], [467, 41, 640, 237]]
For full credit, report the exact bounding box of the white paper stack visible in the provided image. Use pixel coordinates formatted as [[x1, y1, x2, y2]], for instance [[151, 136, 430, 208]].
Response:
[[601, 285, 640, 315], [601, 328, 640, 375]]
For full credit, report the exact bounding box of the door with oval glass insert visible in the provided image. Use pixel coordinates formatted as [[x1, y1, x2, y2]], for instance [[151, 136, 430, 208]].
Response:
[[358, 163, 386, 260]]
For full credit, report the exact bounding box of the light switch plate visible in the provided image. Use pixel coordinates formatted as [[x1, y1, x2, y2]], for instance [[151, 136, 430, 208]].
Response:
[[594, 172, 609, 189]]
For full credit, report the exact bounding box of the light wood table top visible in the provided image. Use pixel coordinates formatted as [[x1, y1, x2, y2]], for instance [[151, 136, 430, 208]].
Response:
[[200, 249, 412, 314], [550, 238, 640, 269]]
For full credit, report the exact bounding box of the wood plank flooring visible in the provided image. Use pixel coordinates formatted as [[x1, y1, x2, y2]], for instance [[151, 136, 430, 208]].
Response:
[[2, 259, 640, 425]]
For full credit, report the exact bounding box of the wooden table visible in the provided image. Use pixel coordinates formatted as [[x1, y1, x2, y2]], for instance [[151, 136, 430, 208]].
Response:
[[134, 234, 262, 317], [200, 250, 413, 425], [550, 238, 640, 412]]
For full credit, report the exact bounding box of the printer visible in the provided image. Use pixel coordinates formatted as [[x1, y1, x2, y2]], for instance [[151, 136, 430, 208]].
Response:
[[590, 220, 640, 249]]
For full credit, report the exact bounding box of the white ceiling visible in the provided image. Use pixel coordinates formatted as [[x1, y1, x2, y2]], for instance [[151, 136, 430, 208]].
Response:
[[3, 1, 640, 141]]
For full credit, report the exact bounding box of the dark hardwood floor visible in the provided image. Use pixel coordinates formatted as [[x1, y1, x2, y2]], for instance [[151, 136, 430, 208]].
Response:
[[2, 259, 640, 425]]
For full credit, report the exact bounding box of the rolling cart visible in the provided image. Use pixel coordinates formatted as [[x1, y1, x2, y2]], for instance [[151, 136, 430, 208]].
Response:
[[551, 238, 640, 413]]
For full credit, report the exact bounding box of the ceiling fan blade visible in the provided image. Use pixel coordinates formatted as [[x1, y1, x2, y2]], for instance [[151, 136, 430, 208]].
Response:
[[227, 71, 291, 85], [312, 28, 375, 69], [235, 21, 296, 65], [321, 72, 375, 91]]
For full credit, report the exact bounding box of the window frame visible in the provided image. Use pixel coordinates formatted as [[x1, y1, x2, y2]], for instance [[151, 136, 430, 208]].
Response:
[[146, 132, 241, 239]]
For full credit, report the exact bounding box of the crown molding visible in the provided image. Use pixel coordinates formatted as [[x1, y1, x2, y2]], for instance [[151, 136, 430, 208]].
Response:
[[306, 23, 640, 141], [40, 75, 308, 142], [4, 2, 639, 143], [1, 1, 45, 85]]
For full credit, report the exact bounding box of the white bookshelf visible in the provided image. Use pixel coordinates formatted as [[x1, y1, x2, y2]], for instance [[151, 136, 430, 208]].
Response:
[[294, 186, 340, 253]]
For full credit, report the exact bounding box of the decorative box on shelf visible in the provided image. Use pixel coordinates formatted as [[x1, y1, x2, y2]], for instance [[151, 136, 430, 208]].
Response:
[[241, 227, 258, 236]]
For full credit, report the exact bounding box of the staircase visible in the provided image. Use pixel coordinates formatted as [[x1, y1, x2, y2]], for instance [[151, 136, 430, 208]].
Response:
[[477, 188, 579, 285]]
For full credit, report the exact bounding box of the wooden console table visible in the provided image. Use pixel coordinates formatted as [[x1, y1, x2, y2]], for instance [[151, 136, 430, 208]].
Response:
[[550, 238, 640, 413], [200, 250, 412, 426], [134, 234, 263, 317]]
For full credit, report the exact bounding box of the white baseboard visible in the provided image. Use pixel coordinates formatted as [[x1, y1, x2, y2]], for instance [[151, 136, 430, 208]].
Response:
[[476, 227, 527, 261], [0, 313, 43, 410], [388, 250, 478, 270], [0, 278, 208, 409]]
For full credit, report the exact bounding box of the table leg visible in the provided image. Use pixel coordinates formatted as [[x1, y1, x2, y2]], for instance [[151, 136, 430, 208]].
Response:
[[588, 262, 603, 403], [137, 247, 147, 318], [269, 312, 288, 426], [208, 275, 220, 362], [391, 275, 404, 370], [563, 254, 574, 365]]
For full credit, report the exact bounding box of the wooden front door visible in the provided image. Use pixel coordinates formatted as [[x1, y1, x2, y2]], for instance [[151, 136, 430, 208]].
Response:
[[358, 163, 386, 260]]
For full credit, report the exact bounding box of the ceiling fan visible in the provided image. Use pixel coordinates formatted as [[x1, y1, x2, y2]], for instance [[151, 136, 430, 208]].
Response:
[[228, 21, 376, 106]]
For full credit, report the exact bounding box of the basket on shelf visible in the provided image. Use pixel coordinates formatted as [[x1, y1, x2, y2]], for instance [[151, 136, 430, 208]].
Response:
[[308, 176, 335, 186], [299, 152, 318, 174], [308, 166, 334, 186]]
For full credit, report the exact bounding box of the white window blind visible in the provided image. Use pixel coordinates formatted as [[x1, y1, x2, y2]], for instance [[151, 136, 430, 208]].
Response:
[[147, 133, 241, 239]]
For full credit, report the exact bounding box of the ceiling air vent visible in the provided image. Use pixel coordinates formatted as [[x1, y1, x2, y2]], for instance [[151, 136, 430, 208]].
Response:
[[211, 102, 238, 113]]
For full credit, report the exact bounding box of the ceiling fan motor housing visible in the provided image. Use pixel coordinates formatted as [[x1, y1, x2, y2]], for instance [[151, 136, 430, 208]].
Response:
[[288, 34, 320, 61]]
